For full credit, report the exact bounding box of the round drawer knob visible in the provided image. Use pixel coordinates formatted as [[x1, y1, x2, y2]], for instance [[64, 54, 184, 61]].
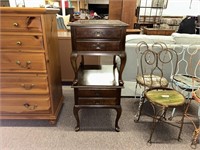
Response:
[[16, 41, 22, 45], [13, 23, 19, 27]]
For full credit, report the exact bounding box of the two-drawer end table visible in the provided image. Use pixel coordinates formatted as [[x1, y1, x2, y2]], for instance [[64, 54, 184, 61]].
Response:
[[69, 20, 128, 131]]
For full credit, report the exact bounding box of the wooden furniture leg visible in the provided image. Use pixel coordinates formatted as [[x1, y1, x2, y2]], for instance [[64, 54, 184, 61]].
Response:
[[73, 106, 81, 131]]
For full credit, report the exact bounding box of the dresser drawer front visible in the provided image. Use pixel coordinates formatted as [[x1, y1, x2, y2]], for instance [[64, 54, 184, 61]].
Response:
[[0, 16, 42, 32], [76, 41, 121, 51], [77, 98, 117, 105], [1, 35, 44, 49], [1, 52, 46, 73], [0, 75, 49, 95], [0, 95, 51, 114], [77, 89, 119, 97], [75, 27, 122, 39]]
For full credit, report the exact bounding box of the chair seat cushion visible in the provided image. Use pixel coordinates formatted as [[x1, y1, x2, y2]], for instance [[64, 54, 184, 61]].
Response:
[[145, 89, 185, 107], [136, 75, 168, 88], [192, 88, 200, 103], [172, 74, 200, 90]]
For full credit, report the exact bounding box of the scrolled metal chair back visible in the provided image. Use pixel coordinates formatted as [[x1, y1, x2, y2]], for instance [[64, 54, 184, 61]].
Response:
[[138, 41, 178, 88]]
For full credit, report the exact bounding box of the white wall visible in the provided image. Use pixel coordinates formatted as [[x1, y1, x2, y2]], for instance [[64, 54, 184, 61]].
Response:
[[162, 0, 200, 16], [138, 0, 200, 16]]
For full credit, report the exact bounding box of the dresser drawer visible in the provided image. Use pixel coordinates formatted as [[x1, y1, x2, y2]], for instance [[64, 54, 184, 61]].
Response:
[[1, 35, 44, 50], [76, 41, 121, 51], [0, 16, 42, 32], [0, 95, 50, 114], [75, 27, 122, 39], [0, 74, 49, 95], [77, 98, 118, 105], [1, 52, 46, 73], [77, 89, 119, 97]]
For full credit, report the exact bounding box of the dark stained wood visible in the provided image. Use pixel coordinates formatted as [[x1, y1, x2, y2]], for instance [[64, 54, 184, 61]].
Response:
[[58, 31, 100, 82], [69, 20, 128, 131], [69, 20, 128, 85]]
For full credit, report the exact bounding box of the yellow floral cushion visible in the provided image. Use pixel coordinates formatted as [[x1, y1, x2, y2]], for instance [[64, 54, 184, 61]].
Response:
[[136, 75, 168, 88]]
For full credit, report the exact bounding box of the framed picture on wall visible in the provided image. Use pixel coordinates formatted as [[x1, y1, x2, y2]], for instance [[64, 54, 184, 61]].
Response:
[[152, 0, 168, 9]]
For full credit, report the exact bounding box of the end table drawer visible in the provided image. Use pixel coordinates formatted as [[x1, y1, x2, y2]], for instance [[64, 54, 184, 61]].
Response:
[[77, 89, 119, 97], [78, 98, 117, 105], [76, 41, 120, 51], [75, 28, 122, 39]]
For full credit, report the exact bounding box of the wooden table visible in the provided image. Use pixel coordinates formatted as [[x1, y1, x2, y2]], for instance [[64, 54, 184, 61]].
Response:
[[143, 27, 175, 35], [69, 20, 128, 131], [126, 29, 141, 34]]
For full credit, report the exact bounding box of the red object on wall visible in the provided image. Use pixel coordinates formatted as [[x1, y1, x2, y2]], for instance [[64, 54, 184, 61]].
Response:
[[60, 1, 68, 8]]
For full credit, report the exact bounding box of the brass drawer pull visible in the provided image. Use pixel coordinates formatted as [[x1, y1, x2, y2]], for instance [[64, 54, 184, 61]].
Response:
[[13, 23, 19, 27], [16, 41, 22, 45], [21, 84, 35, 90], [16, 60, 32, 69], [23, 103, 38, 110], [95, 31, 102, 37], [92, 43, 102, 50], [96, 46, 101, 50]]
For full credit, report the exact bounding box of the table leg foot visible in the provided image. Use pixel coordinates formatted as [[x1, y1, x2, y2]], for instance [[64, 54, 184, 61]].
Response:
[[73, 106, 80, 132]]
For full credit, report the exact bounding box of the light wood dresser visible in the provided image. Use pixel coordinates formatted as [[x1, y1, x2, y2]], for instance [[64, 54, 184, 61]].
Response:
[[0, 7, 63, 124]]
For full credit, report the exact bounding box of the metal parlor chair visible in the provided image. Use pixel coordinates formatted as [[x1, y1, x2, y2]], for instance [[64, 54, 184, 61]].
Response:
[[190, 88, 200, 148], [170, 45, 200, 148], [134, 42, 169, 121], [134, 42, 188, 144], [184, 87, 200, 149], [170, 45, 200, 120]]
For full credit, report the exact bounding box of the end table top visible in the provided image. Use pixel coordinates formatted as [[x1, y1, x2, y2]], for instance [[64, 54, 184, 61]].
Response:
[[68, 20, 129, 27]]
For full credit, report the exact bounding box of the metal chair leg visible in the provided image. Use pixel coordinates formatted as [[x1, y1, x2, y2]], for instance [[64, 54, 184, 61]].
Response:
[[134, 96, 145, 122], [148, 107, 166, 143]]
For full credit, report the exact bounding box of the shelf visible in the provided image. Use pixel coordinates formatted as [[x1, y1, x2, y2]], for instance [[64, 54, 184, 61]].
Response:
[[72, 65, 122, 88]]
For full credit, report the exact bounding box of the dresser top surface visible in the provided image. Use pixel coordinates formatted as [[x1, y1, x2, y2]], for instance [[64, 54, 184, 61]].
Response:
[[68, 20, 129, 27], [0, 7, 59, 14]]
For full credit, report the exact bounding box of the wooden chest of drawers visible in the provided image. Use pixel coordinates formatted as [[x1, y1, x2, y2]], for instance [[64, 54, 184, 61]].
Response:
[[69, 20, 128, 131], [0, 8, 63, 123]]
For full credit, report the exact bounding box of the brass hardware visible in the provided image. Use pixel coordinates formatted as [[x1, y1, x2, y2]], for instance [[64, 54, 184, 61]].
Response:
[[13, 23, 19, 27], [16, 60, 31, 69], [96, 46, 101, 50], [95, 31, 102, 37], [16, 60, 21, 65], [16, 41, 22, 45], [23, 103, 37, 110], [21, 84, 35, 90], [26, 61, 31, 69], [26, 61, 31, 65], [93, 43, 101, 50]]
